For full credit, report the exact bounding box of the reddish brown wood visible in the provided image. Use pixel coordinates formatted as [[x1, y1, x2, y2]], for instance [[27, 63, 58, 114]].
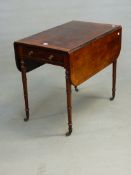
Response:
[[110, 60, 117, 100], [15, 21, 121, 53], [14, 21, 122, 136], [19, 45, 66, 67], [14, 43, 44, 72], [69, 29, 121, 86], [20, 59, 29, 121]]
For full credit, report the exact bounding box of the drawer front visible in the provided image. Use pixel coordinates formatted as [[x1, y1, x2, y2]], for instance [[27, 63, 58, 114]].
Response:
[[21, 46, 65, 66]]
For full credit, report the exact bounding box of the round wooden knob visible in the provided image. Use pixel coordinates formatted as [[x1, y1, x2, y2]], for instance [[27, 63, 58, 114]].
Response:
[[28, 50, 34, 56], [48, 54, 54, 60]]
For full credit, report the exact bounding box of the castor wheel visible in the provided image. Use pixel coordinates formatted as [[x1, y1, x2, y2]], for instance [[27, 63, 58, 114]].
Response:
[[66, 128, 72, 136]]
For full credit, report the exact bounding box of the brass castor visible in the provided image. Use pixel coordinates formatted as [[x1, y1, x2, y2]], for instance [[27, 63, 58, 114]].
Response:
[[74, 86, 79, 92], [24, 110, 29, 121], [110, 96, 115, 101], [66, 128, 72, 136], [110, 91, 115, 101]]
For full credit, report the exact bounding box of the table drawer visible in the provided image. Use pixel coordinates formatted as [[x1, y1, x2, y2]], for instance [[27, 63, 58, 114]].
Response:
[[21, 46, 65, 66]]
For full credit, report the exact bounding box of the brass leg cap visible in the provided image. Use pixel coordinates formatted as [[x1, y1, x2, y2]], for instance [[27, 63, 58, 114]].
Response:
[[110, 96, 115, 101], [24, 117, 29, 122], [66, 128, 72, 136], [75, 86, 79, 92], [24, 111, 29, 121]]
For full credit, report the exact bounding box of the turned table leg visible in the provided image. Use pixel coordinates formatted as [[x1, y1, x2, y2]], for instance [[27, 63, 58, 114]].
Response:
[[110, 60, 117, 101], [20, 59, 30, 121], [65, 70, 72, 136]]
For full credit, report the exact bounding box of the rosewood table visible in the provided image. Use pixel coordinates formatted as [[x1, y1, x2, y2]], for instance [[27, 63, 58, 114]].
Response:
[[14, 21, 122, 136]]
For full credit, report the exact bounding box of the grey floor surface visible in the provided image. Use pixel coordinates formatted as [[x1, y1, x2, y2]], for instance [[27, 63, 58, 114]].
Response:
[[0, 0, 131, 174]]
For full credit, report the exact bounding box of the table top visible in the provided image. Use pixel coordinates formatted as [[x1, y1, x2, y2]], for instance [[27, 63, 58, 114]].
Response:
[[16, 21, 121, 53]]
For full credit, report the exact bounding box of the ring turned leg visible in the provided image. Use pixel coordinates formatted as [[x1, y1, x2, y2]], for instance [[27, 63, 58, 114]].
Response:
[[65, 70, 72, 136], [110, 60, 117, 101], [20, 59, 30, 121]]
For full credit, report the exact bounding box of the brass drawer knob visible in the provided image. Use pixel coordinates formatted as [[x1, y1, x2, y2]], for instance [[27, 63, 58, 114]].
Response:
[[48, 54, 54, 60], [28, 50, 34, 56]]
